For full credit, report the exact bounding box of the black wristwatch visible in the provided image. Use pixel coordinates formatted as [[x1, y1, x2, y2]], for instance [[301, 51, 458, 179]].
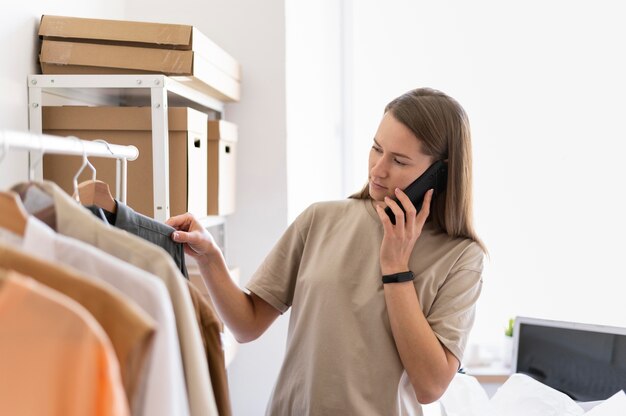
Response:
[[382, 271, 415, 284]]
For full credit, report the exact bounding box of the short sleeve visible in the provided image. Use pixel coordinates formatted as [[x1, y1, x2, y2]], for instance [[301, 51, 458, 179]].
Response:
[[426, 243, 484, 364], [245, 206, 313, 314]]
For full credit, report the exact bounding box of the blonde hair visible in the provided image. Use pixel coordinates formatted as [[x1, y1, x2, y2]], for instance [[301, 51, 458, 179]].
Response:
[[350, 88, 486, 252]]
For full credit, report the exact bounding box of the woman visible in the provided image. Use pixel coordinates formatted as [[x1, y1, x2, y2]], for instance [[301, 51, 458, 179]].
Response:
[[167, 87, 485, 415]]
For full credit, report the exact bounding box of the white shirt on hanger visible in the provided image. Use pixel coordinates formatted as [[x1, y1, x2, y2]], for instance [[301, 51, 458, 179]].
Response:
[[0, 216, 191, 416]]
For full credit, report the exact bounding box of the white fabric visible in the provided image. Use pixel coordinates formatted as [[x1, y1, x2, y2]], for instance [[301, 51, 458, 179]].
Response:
[[0, 217, 190, 416], [437, 373, 491, 416], [583, 391, 626, 415], [488, 374, 585, 416], [438, 373, 591, 416]]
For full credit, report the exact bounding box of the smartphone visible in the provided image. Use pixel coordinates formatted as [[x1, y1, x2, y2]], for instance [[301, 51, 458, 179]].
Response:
[[384, 160, 448, 225]]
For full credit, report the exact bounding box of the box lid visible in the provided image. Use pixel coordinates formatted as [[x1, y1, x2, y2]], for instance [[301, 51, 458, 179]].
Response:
[[39, 15, 241, 80], [42, 106, 207, 134]]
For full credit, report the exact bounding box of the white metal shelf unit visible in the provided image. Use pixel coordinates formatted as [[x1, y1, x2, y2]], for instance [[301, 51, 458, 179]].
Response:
[[1, 130, 139, 203], [27, 74, 225, 222]]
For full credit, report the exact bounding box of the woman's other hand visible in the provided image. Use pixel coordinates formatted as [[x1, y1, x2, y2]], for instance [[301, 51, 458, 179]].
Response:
[[374, 188, 433, 275]]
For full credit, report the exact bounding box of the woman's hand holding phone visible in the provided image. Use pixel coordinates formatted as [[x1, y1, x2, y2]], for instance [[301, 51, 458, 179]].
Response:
[[375, 188, 434, 276]]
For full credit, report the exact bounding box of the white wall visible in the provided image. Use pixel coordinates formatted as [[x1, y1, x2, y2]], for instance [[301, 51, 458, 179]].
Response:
[[0, 1, 125, 188], [345, 0, 626, 349], [285, 0, 344, 220]]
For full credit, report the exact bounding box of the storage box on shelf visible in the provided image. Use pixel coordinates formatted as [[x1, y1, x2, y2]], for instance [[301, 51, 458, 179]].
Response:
[[38, 15, 241, 102], [42, 106, 208, 218], [207, 120, 237, 216]]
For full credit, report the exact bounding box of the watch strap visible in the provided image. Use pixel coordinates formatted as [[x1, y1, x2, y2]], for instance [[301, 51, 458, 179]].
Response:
[[382, 271, 415, 284]]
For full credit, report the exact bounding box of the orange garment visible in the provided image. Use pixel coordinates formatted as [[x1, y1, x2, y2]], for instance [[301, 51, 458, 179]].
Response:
[[0, 242, 156, 408], [0, 269, 130, 416]]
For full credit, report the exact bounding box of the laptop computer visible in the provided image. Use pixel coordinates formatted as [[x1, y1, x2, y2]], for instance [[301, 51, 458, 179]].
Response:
[[512, 316, 626, 402]]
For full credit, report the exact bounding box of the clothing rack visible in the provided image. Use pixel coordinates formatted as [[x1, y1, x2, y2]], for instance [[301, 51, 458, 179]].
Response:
[[0, 129, 139, 203]]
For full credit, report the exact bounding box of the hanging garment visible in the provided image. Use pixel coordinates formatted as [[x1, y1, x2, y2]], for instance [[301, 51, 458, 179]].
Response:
[[0, 216, 190, 416], [0, 242, 156, 410], [187, 281, 232, 416], [84, 200, 189, 279], [33, 180, 219, 416], [0, 269, 130, 416]]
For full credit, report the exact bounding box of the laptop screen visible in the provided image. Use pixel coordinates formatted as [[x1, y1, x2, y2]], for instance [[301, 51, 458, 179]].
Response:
[[512, 317, 626, 401]]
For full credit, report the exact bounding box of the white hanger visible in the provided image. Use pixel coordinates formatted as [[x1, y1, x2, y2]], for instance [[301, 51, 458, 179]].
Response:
[[75, 139, 116, 213], [71, 137, 97, 204]]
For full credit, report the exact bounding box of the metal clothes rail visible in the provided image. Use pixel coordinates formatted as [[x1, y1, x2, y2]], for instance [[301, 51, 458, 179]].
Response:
[[0, 129, 138, 203]]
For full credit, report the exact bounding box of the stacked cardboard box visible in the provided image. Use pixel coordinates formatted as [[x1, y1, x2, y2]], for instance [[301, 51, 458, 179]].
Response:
[[38, 15, 241, 101]]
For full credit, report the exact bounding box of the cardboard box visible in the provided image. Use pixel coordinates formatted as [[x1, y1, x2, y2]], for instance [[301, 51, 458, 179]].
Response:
[[207, 120, 237, 215], [39, 15, 240, 80], [42, 106, 208, 218], [38, 15, 241, 101]]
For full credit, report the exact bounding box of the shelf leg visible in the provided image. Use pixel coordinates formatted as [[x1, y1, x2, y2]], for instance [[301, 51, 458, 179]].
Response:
[[120, 158, 128, 204], [151, 86, 170, 222]]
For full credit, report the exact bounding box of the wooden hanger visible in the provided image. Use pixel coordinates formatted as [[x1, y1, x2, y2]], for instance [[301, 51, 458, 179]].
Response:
[[0, 190, 28, 236], [12, 182, 56, 230], [76, 179, 116, 213]]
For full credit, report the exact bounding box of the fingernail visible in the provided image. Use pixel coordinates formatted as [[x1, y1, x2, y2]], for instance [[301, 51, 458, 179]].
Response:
[[173, 232, 179, 240]]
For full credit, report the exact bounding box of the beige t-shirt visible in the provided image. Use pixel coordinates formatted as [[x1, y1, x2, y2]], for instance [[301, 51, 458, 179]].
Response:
[[247, 199, 484, 415]]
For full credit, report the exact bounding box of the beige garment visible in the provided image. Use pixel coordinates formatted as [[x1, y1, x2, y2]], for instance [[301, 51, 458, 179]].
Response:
[[0, 243, 155, 409], [186, 281, 232, 416], [246, 199, 484, 415], [35, 180, 218, 416], [0, 269, 130, 416]]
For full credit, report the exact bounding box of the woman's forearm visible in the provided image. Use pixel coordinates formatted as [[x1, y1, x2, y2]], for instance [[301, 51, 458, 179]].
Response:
[[384, 282, 458, 404], [196, 252, 279, 343]]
